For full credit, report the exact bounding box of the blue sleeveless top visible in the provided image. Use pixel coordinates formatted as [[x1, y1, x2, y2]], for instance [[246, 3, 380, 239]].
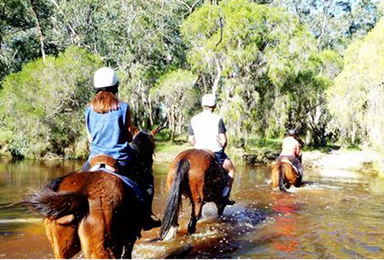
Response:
[[85, 102, 133, 167]]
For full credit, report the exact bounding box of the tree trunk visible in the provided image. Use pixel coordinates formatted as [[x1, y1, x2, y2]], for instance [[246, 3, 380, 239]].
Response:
[[28, 0, 46, 63]]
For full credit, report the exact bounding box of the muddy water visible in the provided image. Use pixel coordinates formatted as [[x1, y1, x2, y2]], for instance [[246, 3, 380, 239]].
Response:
[[1, 155, 384, 258]]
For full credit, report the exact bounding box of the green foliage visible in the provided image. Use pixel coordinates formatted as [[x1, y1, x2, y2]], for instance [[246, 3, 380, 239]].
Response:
[[47, 0, 193, 129], [0, 0, 58, 84], [0, 0, 381, 159], [151, 69, 199, 139], [180, 0, 341, 147], [327, 17, 384, 154], [272, 0, 382, 53], [154, 128, 172, 142], [0, 46, 102, 158]]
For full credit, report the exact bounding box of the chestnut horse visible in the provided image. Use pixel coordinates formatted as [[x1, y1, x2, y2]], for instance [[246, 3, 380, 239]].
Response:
[[270, 157, 302, 192], [159, 149, 227, 241], [21, 128, 160, 259]]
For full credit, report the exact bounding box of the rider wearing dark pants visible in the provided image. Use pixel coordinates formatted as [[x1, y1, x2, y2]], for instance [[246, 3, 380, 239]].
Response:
[[188, 93, 236, 205], [81, 67, 161, 231], [278, 129, 304, 176]]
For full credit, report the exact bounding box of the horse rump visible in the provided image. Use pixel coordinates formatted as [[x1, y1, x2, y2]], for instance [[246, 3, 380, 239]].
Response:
[[22, 185, 88, 221], [159, 158, 190, 240], [271, 161, 289, 192]]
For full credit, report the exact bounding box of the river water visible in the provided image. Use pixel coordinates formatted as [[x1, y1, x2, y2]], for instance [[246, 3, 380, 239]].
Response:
[[1, 155, 384, 258]]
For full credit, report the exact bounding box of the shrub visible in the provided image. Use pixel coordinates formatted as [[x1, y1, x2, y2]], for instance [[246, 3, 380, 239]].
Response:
[[0, 46, 102, 158]]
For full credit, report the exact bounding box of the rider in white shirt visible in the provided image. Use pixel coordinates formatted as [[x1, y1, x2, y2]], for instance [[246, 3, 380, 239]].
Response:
[[188, 94, 235, 205]]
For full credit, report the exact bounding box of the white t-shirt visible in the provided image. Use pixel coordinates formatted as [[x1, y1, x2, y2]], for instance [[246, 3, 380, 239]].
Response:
[[188, 110, 226, 152]]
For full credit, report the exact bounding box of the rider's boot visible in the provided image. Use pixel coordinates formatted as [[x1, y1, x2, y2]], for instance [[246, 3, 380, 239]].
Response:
[[222, 176, 235, 205], [143, 212, 161, 231], [142, 188, 161, 231]]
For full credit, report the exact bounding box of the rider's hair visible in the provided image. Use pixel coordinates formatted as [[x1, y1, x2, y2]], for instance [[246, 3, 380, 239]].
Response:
[[91, 91, 120, 114]]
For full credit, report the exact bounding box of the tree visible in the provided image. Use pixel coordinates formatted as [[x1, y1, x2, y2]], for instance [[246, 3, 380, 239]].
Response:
[[1, 0, 198, 130], [327, 17, 384, 152], [0, 0, 57, 85], [150, 69, 199, 140], [0, 46, 102, 158], [180, 0, 341, 145], [43, 0, 197, 128], [270, 0, 382, 53]]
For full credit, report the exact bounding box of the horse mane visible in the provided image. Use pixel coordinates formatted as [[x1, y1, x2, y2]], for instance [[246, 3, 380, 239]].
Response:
[[131, 130, 155, 162]]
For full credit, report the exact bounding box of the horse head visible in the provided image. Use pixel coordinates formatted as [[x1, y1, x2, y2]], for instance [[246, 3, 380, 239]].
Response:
[[131, 121, 167, 157]]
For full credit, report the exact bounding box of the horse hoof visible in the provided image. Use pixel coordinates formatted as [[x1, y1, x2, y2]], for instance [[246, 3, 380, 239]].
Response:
[[162, 226, 178, 241]]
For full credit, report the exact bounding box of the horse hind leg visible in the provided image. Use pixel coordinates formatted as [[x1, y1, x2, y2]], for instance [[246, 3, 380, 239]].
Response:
[[188, 200, 203, 234], [44, 218, 80, 259], [217, 206, 225, 217], [120, 241, 135, 259], [78, 214, 114, 259], [278, 164, 290, 192]]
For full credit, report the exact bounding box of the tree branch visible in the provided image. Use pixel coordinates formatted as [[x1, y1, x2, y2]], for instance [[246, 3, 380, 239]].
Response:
[[27, 0, 46, 63]]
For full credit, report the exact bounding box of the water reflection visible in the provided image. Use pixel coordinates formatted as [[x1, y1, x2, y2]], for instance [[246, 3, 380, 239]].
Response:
[[270, 194, 301, 254]]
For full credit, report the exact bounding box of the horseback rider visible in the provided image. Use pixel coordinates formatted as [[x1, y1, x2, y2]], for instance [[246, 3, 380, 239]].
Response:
[[81, 67, 161, 231], [278, 129, 304, 176], [188, 93, 235, 205]]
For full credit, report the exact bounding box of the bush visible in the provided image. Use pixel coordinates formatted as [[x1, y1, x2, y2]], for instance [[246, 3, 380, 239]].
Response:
[[0, 46, 103, 158]]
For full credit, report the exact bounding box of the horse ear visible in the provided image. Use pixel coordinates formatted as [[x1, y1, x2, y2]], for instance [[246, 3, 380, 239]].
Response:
[[151, 118, 168, 136], [151, 125, 166, 136], [132, 125, 140, 136]]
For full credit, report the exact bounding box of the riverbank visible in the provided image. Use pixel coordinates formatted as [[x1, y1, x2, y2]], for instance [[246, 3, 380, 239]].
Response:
[[154, 143, 382, 177], [303, 149, 381, 176]]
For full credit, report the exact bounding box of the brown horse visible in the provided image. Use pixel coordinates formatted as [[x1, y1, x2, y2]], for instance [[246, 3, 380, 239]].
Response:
[[270, 157, 302, 192], [21, 127, 161, 259], [159, 149, 227, 241]]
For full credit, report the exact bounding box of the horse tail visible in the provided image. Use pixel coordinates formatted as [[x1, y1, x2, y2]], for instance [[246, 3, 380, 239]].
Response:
[[21, 186, 88, 220], [159, 158, 189, 240], [278, 163, 288, 193]]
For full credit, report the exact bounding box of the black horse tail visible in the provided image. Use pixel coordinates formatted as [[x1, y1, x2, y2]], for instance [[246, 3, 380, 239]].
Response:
[[159, 158, 189, 240], [278, 163, 288, 193], [21, 186, 88, 220]]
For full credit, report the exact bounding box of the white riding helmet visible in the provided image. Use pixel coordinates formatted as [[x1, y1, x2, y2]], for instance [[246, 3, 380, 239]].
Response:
[[288, 129, 296, 136], [93, 67, 119, 89], [201, 94, 217, 107]]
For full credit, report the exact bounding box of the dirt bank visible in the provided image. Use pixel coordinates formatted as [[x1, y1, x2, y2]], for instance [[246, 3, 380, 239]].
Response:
[[154, 144, 381, 177], [303, 149, 381, 175]]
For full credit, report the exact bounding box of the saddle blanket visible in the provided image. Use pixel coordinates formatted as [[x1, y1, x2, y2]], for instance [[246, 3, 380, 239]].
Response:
[[280, 158, 301, 176], [96, 168, 144, 202]]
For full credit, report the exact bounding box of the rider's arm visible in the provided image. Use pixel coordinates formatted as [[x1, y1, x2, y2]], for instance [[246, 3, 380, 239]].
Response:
[[218, 133, 227, 149], [218, 118, 227, 148], [188, 122, 196, 146], [294, 140, 301, 158], [188, 135, 196, 145], [125, 107, 133, 143], [86, 121, 92, 143], [294, 135, 305, 146]]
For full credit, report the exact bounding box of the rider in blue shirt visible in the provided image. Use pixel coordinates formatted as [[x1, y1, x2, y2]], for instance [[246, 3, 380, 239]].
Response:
[[82, 67, 161, 231]]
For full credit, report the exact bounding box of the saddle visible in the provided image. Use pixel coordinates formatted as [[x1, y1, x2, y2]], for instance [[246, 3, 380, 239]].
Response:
[[279, 156, 300, 175], [90, 154, 119, 173], [89, 154, 144, 202]]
